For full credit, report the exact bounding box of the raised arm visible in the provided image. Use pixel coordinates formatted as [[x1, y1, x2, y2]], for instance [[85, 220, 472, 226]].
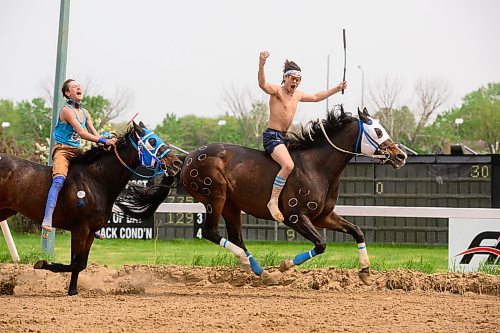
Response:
[[258, 51, 280, 95], [301, 81, 347, 102]]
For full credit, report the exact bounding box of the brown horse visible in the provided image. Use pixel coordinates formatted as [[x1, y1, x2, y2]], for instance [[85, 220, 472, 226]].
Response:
[[0, 121, 182, 295], [119, 108, 407, 283]]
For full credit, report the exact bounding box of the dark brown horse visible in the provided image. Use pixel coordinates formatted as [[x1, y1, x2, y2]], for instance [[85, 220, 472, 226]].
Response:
[[119, 108, 407, 283], [0, 121, 182, 295]]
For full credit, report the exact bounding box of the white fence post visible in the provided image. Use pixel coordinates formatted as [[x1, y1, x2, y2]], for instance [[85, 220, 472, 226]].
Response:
[[1, 220, 20, 263]]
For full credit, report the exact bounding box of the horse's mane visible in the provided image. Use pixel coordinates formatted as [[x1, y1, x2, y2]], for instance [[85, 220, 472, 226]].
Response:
[[286, 107, 357, 151], [70, 126, 133, 165]]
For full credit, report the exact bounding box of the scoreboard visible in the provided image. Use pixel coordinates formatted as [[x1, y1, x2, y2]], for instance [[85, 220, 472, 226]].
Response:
[[336, 154, 499, 244], [339, 154, 499, 208]]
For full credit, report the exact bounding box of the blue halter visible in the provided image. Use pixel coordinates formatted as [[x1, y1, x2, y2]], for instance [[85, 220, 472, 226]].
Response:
[[125, 127, 172, 178]]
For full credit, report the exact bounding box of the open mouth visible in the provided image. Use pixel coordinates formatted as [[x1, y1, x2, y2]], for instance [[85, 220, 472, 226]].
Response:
[[291, 84, 296, 90]]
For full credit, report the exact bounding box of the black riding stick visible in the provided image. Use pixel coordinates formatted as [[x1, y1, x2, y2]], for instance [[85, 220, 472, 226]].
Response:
[[342, 29, 346, 95]]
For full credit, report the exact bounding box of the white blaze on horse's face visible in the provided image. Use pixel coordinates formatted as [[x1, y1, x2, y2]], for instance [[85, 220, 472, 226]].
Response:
[[359, 117, 392, 156]]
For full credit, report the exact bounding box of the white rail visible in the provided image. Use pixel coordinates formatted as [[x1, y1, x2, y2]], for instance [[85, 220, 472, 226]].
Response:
[[156, 203, 499, 219]]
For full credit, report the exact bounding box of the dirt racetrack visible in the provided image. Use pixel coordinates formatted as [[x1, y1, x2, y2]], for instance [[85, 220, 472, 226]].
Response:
[[0, 264, 498, 333]]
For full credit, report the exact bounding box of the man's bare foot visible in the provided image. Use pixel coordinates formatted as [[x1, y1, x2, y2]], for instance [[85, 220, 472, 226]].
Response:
[[267, 200, 284, 223]]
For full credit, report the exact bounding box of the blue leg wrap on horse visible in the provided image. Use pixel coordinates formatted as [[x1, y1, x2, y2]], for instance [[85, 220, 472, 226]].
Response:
[[246, 251, 263, 276], [293, 249, 317, 265], [42, 176, 65, 225]]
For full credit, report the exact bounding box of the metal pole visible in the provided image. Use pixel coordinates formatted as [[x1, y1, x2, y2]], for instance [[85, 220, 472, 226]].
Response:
[[41, 0, 71, 255]]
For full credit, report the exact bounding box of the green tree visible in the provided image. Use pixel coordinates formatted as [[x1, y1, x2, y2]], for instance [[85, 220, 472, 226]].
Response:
[[375, 105, 416, 147], [155, 114, 220, 151], [155, 112, 267, 153], [421, 83, 500, 154], [419, 110, 459, 153], [82, 95, 109, 129], [458, 83, 500, 153], [0, 98, 51, 161], [222, 87, 269, 149], [0, 95, 118, 161]]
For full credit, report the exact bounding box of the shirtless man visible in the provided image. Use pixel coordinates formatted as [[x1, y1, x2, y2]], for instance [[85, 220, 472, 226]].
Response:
[[258, 51, 347, 222]]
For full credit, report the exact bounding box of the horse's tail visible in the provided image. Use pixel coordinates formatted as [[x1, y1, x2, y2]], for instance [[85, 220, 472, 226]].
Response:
[[116, 155, 185, 219]]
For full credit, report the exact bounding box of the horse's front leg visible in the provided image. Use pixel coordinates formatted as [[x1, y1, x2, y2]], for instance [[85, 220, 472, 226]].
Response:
[[313, 210, 371, 285], [67, 230, 95, 295], [34, 228, 94, 295], [279, 214, 326, 272]]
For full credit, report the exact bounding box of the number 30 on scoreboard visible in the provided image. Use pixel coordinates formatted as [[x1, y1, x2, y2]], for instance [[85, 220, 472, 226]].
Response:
[[470, 165, 490, 178]]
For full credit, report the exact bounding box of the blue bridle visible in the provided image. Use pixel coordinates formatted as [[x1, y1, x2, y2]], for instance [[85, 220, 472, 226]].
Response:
[[119, 127, 172, 178]]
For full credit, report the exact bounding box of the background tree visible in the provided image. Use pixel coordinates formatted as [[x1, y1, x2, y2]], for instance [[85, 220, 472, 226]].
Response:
[[222, 86, 268, 148], [457, 82, 500, 153], [419, 109, 460, 154], [409, 78, 450, 146], [374, 106, 416, 147], [41, 79, 132, 124], [369, 75, 404, 137], [0, 98, 51, 162], [421, 82, 500, 154]]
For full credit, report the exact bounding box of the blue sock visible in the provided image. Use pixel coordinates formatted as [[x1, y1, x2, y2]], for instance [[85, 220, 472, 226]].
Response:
[[246, 251, 264, 276], [42, 176, 65, 226], [293, 249, 317, 265]]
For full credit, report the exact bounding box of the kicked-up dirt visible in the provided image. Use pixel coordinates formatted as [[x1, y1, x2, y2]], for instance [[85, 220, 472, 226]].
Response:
[[0, 263, 498, 332]]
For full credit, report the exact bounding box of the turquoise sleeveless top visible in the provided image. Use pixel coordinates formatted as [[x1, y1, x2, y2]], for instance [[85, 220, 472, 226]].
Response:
[[53, 104, 87, 147]]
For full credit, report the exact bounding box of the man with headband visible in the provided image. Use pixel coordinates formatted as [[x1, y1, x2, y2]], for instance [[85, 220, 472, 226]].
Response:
[[258, 51, 347, 223]]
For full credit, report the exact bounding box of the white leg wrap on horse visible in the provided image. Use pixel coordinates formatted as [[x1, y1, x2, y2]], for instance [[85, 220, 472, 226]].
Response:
[[219, 238, 246, 258], [357, 242, 370, 268]]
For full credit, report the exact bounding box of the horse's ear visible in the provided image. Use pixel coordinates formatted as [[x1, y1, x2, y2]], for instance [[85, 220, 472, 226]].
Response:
[[363, 107, 370, 117], [133, 121, 145, 136], [340, 104, 346, 117], [358, 108, 369, 123], [139, 121, 147, 129]]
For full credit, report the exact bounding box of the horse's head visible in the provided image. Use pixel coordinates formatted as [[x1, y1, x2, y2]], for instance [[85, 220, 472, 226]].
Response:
[[132, 121, 183, 175], [357, 108, 407, 169]]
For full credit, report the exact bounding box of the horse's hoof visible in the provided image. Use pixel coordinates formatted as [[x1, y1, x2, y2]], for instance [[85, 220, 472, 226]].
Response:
[[358, 267, 371, 285], [68, 289, 79, 296], [261, 270, 279, 286], [33, 260, 47, 269], [279, 259, 295, 272], [239, 256, 252, 273]]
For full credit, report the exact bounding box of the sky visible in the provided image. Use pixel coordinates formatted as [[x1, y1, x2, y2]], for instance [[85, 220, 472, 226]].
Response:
[[1, 0, 499, 128]]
